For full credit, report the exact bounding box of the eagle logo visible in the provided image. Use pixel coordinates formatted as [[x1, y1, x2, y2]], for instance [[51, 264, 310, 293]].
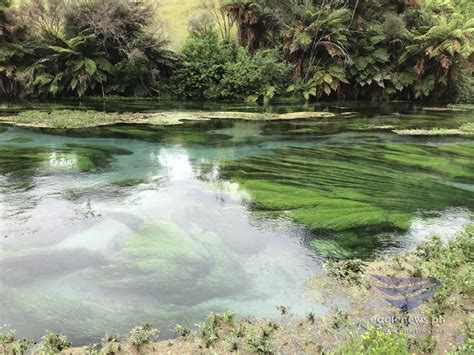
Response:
[[372, 275, 441, 312]]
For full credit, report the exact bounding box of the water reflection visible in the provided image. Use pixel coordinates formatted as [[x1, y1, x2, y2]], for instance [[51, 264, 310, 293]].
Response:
[[0, 130, 326, 344], [0, 111, 472, 345]]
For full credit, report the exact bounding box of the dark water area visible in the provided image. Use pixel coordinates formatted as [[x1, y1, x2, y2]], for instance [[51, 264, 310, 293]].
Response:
[[0, 100, 472, 345]]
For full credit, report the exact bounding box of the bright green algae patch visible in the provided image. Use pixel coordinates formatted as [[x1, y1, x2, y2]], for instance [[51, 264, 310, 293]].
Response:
[[220, 143, 474, 258]]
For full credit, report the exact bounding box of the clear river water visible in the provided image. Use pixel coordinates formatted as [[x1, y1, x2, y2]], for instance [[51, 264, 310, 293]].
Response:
[[0, 100, 472, 345]]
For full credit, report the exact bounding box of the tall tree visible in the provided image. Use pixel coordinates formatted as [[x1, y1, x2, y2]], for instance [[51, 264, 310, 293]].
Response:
[[224, 0, 279, 52]]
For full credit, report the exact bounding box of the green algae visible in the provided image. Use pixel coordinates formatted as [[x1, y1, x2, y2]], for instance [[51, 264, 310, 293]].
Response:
[[448, 104, 474, 110], [0, 143, 133, 188], [220, 143, 474, 258], [112, 178, 146, 187], [103, 220, 245, 304], [37, 122, 235, 146], [0, 110, 158, 129], [5, 137, 34, 143]]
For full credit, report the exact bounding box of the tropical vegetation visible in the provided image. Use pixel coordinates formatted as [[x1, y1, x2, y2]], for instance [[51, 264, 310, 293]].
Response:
[[0, 0, 472, 102]]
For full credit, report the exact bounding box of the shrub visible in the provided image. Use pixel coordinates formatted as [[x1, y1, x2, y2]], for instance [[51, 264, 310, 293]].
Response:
[[40, 331, 71, 354], [0, 327, 33, 355], [200, 311, 236, 348], [173, 30, 290, 101], [101, 334, 120, 355], [127, 324, 158, 350], [175, 325, 192, 338], [325, 259, 367, 285]]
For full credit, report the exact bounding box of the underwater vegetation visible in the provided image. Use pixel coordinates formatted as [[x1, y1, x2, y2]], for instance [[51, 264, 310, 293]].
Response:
[[99, 220, 247, 305], [26, 120, 238, 146], [0, 143, 132, 188], [4, 137, 34, 143], [220, 143, 474, 258]]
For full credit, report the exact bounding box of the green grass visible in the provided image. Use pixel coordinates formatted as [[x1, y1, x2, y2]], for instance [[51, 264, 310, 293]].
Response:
[[158, 0, 201, 50]]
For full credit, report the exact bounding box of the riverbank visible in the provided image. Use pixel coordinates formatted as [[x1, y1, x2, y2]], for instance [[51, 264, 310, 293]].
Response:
[[0, 105, 472, 137], [2, 224, 472, 354]]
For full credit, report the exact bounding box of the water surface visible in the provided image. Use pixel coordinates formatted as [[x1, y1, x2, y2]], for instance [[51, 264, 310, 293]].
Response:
[[0, 101, 472, 344]]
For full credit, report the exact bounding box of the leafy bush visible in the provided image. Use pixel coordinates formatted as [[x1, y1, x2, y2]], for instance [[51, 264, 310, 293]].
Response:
[[173, 30, 290, 101], [325, 259, 367, 285], [200, 311, 236, 348], [0, 327, 33, 355], [127, 323, 158, 350], [175, 325, 192, 338], [40, 331, 71, 354], [101, 334, 120, 355]]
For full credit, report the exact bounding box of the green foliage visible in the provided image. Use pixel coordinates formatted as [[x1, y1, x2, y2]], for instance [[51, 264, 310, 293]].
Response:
[[29, 34, 111, 97], [456, 316, 474, 354], [200, 311, 237, 348], [2, 0, 473, 101], [334, 326, 410, 354], [100, 334, 120, 355], [282, 3, 351, 82], [347, 22, 393, 98], [127, 324, 159, 350], [287, 79, 316, 101], [107, 34, 176, 96], [325, 259, 367, 285], [399, 3, 474, 99], [10, 0, 175, 98], [40, 331, 71, 354], [174, 30, 289, 101], [0, 327, 33, 355], [224, 0, 279, 52], [0, 0, 30, 97]]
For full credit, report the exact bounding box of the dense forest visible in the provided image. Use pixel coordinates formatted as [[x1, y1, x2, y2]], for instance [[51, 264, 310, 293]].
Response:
[[0, 0, 473, 102]]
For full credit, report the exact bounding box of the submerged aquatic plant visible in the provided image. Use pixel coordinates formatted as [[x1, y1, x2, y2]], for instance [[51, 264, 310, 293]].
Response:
[[220, 143, 474, 258], [0, 143, 133, 190]]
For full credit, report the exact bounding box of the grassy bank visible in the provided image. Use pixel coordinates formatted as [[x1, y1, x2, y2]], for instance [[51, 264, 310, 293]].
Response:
[[1, 224, 472, 354], [159, 0, 200, 50]]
